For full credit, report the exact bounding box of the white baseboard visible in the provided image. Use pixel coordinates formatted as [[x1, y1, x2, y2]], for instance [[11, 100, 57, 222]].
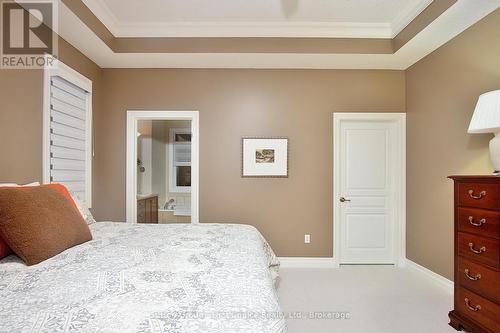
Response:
[[278, 257, 339, 269], [405, 259, 453, 293]]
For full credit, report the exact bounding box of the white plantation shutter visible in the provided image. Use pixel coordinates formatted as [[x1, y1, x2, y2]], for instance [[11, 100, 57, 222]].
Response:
[[173, 144, 191, 164], [48, 75, 90, 202], [169, 128, 192, 193]]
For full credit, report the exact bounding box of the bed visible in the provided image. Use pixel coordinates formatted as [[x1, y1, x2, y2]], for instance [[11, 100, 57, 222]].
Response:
[[0, 222, 286, 333]]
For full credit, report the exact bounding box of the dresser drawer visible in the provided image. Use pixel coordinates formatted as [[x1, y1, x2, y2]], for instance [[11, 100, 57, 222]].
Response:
[[458, 207, 500, 239], [458, 258, 500, 303], [458, 233, 499, 268], [456, 288, 500, 332], [458, 183, 500, 209]]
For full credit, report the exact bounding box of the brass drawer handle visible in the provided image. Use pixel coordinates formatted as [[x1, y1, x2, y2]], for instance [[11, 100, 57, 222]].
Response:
[[468, 243, 486, 254], [468, 216, 486, 227], [468, 190, 486, 199], [464, 298, 481, 312], [464, 269, 481, 281]]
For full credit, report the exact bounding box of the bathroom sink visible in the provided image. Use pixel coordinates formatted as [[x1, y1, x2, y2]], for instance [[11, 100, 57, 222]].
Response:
[[137, 193, 158, 200]]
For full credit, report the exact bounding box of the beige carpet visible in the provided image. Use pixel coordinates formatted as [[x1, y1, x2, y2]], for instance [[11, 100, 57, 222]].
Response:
[[277, 265, 456, 333]]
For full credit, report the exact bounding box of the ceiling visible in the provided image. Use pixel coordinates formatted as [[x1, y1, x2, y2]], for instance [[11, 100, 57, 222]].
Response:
[[102, 0, 420, 23], [56, 0, 500, 69], [83, 0, 433, 38]]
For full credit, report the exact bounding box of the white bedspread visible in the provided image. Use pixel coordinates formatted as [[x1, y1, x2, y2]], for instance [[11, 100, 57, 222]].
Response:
[[0, 222, 286, 333]]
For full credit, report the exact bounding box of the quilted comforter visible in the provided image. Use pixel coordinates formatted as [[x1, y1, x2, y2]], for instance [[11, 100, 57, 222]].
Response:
[[0, 222, 286, 333]]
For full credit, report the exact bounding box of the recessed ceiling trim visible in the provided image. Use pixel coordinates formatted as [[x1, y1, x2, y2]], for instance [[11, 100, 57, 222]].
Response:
[[112, 37, 394, 54], [79, 0, 119, 35], [81, 0, 432, 39], [64, 0, 395, 54], [113, 21, 394, 39], [62, 0, 457, 55], [393, 0, 457, 51], [58, 0, 500, 69], [391, 0, 434, 36]]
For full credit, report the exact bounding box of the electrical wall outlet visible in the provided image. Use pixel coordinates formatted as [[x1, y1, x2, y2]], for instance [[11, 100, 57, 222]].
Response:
[[304, 234, 311, 244]]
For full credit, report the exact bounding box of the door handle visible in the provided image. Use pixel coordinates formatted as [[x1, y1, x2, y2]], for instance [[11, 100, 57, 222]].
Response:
[[339, 197, 351, 203]]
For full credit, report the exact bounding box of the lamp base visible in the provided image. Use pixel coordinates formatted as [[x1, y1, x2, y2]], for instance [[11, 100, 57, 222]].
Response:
[[490, 133, 500, 175]]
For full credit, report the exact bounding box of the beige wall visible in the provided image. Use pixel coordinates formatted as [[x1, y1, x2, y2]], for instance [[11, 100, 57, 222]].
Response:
[[0, 67, 43, 184], [1, 9, 496, 271], [0, 37, 102, 187], [94, 69, 405, 256], [406, 9, 500, 280]]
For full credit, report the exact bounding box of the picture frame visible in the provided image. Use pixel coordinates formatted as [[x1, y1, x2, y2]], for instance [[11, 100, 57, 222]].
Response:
[[241, 137, 289, 178]]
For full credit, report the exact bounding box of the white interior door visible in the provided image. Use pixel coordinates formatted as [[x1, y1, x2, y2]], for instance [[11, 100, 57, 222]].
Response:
[[334, 113, 405, 265]]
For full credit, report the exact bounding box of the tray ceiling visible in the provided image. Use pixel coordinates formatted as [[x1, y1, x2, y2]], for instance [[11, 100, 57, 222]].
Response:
[[55, 0, 500, 69], [82, 0, 434, 38]]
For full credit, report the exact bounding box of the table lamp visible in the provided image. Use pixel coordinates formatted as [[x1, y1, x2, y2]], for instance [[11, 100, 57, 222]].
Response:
[[468, 90, 500, 175]]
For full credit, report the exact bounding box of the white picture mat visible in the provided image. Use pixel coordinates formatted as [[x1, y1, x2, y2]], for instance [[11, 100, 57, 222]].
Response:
[[243, 138, 288, 176]]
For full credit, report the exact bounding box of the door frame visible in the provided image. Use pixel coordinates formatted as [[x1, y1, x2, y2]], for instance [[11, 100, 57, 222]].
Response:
[[126, 110, 199, 224], [333, 112, 406, 267]]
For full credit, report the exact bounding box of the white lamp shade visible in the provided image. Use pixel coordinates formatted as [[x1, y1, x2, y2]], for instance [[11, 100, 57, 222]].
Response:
[[468, 89, 500, 134]]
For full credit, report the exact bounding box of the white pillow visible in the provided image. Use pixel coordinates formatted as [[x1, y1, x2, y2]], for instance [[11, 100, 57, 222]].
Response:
[[69, 191, 96, 225], [0, 182, 40, 187]]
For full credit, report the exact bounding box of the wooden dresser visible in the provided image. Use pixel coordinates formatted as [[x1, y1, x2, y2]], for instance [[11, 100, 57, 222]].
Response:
[[448, 176, 500, 333]]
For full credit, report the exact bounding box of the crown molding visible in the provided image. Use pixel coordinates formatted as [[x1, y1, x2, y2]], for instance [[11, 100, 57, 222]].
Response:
[[391, 0, 434, 36], [80, 0, 120, 35], [113, 21, 393, 39]]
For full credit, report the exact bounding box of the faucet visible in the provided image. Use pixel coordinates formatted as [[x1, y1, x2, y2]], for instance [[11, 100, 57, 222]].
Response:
[[164, 198, 175, 210]]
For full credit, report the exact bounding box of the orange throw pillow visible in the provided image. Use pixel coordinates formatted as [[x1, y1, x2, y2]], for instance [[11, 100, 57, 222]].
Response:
[[0, 183, 79, 260], [46, 183, 79, 211], [0, 186, 92, 265]]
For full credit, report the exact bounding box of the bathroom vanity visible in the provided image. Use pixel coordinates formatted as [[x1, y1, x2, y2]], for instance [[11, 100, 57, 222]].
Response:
[[137, 194, 158, 224]]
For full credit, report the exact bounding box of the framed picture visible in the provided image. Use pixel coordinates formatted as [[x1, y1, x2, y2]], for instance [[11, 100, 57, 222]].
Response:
[[242, 137, 289, 178]]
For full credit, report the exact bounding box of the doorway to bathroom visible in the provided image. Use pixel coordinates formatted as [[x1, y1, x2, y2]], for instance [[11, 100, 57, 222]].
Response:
[[126, 111, 199, 224]]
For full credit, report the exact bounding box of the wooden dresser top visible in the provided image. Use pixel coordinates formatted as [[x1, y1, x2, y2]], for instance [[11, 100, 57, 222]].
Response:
[[449, 175, 500, 182]]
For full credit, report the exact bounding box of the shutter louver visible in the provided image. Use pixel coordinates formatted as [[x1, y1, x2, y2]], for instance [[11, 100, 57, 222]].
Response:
[[49, 76, 89, 201]]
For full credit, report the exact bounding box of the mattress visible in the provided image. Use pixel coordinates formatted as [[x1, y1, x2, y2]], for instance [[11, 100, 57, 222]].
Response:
[[0, 222, 286, 333]]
